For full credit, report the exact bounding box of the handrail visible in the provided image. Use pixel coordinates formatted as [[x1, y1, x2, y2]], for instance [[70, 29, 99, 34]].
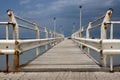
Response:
[[0, 22, 12, 25], [15, 15, 35, 26], [7, 10, 61, 36], [18, 24, 36, 31], [71, 9, 120, 72], [15, 14, 61, 34], [15, 15, 46, 29], [91, 15, 105, 24], [89, 23, 101, 30], [106, 21, 120, 24], [80, 23, 101, 32], [0, 10, 64, 71]]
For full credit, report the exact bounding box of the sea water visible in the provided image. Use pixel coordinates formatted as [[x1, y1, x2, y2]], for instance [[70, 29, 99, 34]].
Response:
[[89, 49, 120, 67], [0, 26, 120, 71], [1, 42, 120, 71], [0, 45, 47, 71]]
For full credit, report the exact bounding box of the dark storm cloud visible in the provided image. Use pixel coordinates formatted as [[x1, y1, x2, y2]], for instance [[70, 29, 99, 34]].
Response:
[[1, 0, 120, 36]]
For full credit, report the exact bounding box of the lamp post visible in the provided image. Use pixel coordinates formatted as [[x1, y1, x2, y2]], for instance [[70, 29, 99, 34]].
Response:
[[79, 5, 82, 30], [79, 5, 82, 38], [62, 27, 64, 36], [72, 22, 75, 33], [53, 17, 56, 38], [60, 25, 62, 34]]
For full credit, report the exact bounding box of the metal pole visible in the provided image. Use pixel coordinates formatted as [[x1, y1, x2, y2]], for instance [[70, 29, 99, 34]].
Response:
[[45, 28, 48, 50], [60, 25, 62, 34], [13, 52, 19, 70], [6, 24, 9, 40], [34, 23, 40, 55], [79, 5, 82, 38], [110, 54, 113, 72], [79, 5, 83, 49], [72, 22, 75, 34], [86, 22, 91, 39], [50, 31, 53, 47], [86, 22, 91, 55], [62, 28, 63, 36], [79, 5, 82, 30], [6, 54, 9, 72], [59, 25, 62, 42], [100, 10, 112, 68], [53, 17, 56, 38], [7, 10, 19, 70], [6, 24, 9, 72], [110, 24, 113, 39], [101, 10, 112, 39]]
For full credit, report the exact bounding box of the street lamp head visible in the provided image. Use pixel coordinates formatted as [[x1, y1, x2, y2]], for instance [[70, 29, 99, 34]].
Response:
[[54, 17, 56, 20], [73, 22, 75, 25], [60, 25, 62, 27], [79, 5, 82, 8]]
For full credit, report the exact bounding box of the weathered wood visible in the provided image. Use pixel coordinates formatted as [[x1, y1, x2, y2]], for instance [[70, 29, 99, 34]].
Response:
[[20, 39, 101, 72], [1, 72, 120, 80]]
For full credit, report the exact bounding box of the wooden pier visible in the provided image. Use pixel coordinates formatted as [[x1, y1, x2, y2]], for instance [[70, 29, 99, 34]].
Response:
[[0, 39, 120, 80], [20, 39, 101, 72]]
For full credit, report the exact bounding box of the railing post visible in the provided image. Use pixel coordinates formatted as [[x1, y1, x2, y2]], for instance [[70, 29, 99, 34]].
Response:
[[109, 23, 113, 72], [56, 33, 59, 44], [6, 24, 9, 72], [51, 31, 55, 46], [45, 28, 48, 50], [7, 10, 20, 71], [110, 24, 113, 72], [14, 51, 19, 70], [110, 23, 113, 39], [54, 32, 57, 45], [7, 10, 19, 39], [6, 54, 9, 72], [100, 9, 112, 68], [110, 54, 113, 72], [34, 23, 40, 55], [49, 31, 53, 47], [6, 24, 9, 40], [79, 30, 82, 38], [86, 22, 91, 55], [79, 28, 83, 50], [86, 22, 91, 39], [50, 31, 52, 38], [100, 53, 106, 67], [101, 10, 112, 39]]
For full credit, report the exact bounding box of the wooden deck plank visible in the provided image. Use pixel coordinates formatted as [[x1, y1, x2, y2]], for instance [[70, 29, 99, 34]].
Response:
[[20, 39, 101, 72], [1, 72, 120, 80]]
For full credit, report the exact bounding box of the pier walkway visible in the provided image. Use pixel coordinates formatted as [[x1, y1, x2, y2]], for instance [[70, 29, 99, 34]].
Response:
[[1, 39, 120, 80], [20, 39, 101, 72]]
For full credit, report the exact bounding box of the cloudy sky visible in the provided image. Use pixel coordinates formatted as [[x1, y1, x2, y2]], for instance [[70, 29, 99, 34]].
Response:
[[0, 0, 120, 37]]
